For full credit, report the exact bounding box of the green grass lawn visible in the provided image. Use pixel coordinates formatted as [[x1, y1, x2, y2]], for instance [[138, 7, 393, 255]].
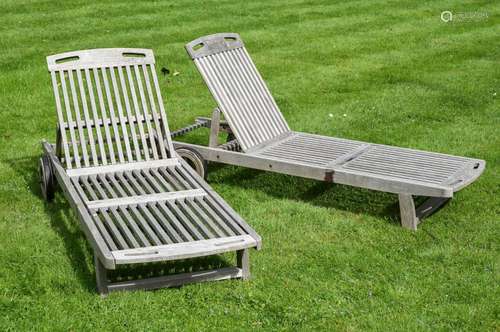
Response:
[[1, 0, 499, 330]]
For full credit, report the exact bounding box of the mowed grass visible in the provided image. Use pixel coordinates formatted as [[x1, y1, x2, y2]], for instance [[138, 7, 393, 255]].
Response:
[[0, 0, 499, 330]]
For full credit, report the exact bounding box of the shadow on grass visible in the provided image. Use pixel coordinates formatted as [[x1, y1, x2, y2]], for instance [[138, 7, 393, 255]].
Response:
[[5, 155, 233, 294], [206, 163, 402, 226]]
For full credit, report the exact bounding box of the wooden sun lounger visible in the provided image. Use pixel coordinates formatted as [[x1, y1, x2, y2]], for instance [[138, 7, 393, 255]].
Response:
[[39, 48, 261, 295], [172, 33, 485, 230]]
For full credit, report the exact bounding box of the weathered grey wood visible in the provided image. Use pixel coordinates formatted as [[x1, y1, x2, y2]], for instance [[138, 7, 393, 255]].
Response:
[[84, 68, 107, 165], [180, 33, 486, 229], [94, 255, 109, 295], [112, 235, 256, 264], [117, 66, 142, 161], [76, 70, 99, 166], [126, 65, 150, 161], [97, 209, 129, 249], [189, 33, 290, 151], [107, 266, 243, 292], [177, 199, 216, 239], [109, 67, 133, 162], [333, 168, 453, 197], [59, 71, 81, 168], [177, 160, 262, 247], [150, 63, 175, 156], [67, 70, 90, 167], [93, 67, 117, 164], [87, 189, 206, 210], [44, 49, 261, 293], [209, 108, 221, 148], [102, 67, 125, 163], [142, 64, 167, 159], [66, 158, 178, 177], [399, 194, 418, 230], [47, 48, 155, 71], [134, 64, 159, 160], [42, 141, 115, 268], [186, 199, 225, 237], [173, 141, 328, 180], [50, 72, 72, 168], [237, 249, 250, 280]]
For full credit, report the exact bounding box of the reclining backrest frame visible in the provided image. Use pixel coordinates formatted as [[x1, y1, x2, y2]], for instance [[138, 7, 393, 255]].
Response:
[[185, 33, 290, 152], [47, 48, 174, 169]]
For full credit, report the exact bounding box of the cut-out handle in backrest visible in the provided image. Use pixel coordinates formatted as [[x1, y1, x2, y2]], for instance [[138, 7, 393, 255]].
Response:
[[186, 33, 290, 151], [47, 48, 174, 169], [185, 33, 244, 59]]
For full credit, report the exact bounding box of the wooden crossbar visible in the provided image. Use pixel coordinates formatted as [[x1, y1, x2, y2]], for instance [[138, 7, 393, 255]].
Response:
[[87, 189, 206, 210]]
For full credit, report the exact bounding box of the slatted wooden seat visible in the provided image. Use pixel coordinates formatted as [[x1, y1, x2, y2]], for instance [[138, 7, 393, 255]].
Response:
[[40, 48, 260, 295], [172, 33, 485, 230]]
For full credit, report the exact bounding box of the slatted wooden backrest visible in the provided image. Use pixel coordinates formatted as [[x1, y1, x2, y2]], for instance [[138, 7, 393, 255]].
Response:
[[186, 33, 290, 152], [47, 48, 174, 169]]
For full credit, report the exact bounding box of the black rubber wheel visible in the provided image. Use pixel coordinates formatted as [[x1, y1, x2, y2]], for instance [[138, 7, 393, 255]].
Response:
[[39, 155, 55, 201], [175, 147, 208, 179]]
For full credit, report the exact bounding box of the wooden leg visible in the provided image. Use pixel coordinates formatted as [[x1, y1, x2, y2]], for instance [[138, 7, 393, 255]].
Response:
[[398, 194, 419, 230], [94, 255, 109, 296], [236, 249, 250, 280], [209, 108, 221, 148]]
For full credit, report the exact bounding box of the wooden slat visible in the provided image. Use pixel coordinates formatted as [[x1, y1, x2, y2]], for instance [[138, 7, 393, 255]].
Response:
[[93, 68, 116, 164], [176, 163, 248, 236], [70, 176, 90, 202], [177, 200, 216, 239], [108, 208, 141, 248], [177, 160, 262, 242], [92, 213, 118, 251], [158, 167, 186, 191], [87, 189, 206, 210], [59, 70, 81, 167], [165, 200, 205, 241], [168, 166, 193, 190], [50, 72, 72, 168], [131, 169, 156, 193], [150, 63, 174, 156], [118, 66, 142, 161], [156, 201, 194, 242], [80, 175, 99, 200], [196, 197, 238, 237], [109, 66, 133, 162], [134, 64, 159, 159], [67, 70, 90, 166], [84, 68, 107, 165], [185, 199, 226, 238], [91, 174, 146, 248], [76, 70, 99, 166], [142, 64, 167, 159], [98, 209, 129, 249], [101, 67, 125, 163], [148, 168, 176, 191], [121, 206, 157, 246], [126, 65, 150, 161], [138, 204, 174, 244]]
